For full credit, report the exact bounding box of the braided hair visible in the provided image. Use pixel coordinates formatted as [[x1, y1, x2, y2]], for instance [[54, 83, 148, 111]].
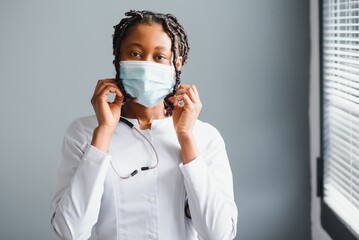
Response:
[[112, 10, 190, 116]]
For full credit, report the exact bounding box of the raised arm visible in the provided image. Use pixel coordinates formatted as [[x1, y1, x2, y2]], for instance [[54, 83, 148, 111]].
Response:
[[50, 79, 123, 239]]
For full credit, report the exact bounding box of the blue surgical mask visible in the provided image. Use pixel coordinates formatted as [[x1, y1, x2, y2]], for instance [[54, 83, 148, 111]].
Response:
[[120, 61, 176, 107]]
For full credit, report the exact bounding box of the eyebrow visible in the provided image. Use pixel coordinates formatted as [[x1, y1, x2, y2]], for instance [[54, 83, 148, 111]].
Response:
[[126, 43, 143, 49], [126, 42, 170, 51], [154, 46, 169, 51]]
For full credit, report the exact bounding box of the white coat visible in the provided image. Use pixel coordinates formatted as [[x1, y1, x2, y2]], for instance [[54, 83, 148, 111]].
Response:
[[50, 115, 238, 240]]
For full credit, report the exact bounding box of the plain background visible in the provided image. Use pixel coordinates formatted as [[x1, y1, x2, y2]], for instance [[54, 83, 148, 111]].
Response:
[[0, 0, 312, 239]]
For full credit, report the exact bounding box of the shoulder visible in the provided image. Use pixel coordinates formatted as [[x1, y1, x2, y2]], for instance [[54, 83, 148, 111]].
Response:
[[194, 119, 220, 134], [64, 115, 98, 143], [193, 119, 225, 147], [68, 114, 98, 130]]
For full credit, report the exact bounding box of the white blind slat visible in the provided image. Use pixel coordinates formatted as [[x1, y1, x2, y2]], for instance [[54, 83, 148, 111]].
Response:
[[323, 36, 359, 42], [325, 62, 359, 75], [329, 147, 359, 177], [325, 80, 359, 97], [325, 43, 359, 50], [324, 29, 359, 35], [323, 55, 359, 67], [323, 1, 359, 8], [324, 49, 359, 59], [324, 95, 359, 114], [324, 68, 359, 83], [324, 88, 359, 104]]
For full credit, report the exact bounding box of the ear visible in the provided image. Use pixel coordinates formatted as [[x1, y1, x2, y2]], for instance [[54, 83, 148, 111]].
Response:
[[175, 56, 183, 70]]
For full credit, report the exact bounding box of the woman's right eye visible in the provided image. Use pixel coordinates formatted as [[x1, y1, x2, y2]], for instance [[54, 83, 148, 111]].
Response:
[[130, 51, 141, 58]]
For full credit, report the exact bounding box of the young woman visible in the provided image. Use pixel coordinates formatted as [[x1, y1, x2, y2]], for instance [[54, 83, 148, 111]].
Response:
[[51, 10, 238, 240]]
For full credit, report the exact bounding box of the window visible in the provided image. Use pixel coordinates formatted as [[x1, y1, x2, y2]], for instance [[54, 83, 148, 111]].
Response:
[[319, 0, 359, 239]]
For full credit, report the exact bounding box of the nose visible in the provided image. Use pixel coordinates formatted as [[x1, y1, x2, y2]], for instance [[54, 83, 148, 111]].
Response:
[[142, 54, 156, 63]]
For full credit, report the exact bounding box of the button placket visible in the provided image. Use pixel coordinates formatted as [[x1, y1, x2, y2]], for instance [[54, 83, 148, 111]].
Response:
[[147, 232, 157, 240], [144, 134, 158, 239]]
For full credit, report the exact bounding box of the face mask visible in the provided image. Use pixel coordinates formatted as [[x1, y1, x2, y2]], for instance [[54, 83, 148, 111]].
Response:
[[120, 61, 176, 107]]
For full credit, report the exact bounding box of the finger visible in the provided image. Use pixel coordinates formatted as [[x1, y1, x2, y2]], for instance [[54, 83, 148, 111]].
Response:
[[112, 91, 124, 105], [187, 87, 200, 104], [169, 95, 184, 108], [181, 93, 194, 108], [95, 83, 121, 98], [95, 79, 117, 93], [175, 93, 194, 108], [178, 84, 191, 89], [96, 81, 119, 92], [174, 93, 185, 101], [191, 85, 200, 98], [97, 86, 122, 102], [175, 88, 191, 102], [168, 96, 177, 104], [176, 85, 198, 96], [96, 78, 116, 86], [175, 89, 188, 95]]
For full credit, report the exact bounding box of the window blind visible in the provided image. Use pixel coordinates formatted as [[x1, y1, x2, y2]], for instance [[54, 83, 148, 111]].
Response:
[[323, 0, 359, 236]]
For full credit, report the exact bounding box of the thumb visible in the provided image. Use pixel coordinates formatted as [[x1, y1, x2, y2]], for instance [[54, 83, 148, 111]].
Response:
[[111, 103, 122, 119], [113, 95, 124, 106], [113, 89, 124, 106]]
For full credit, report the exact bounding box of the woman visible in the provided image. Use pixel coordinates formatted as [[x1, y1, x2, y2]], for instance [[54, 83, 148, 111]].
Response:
[[51, 10, 238, 240]]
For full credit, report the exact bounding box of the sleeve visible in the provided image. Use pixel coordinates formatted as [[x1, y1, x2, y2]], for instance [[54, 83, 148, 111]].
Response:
[[50, 119, 111, 240], [179, 127, 238, 240]]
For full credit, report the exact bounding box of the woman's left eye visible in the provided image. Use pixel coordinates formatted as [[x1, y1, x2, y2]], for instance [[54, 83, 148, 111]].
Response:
[[155, 55, 166, 61]]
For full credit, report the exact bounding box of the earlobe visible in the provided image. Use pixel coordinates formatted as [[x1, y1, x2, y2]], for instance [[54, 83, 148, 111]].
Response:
[[176, 57, 183, 70]]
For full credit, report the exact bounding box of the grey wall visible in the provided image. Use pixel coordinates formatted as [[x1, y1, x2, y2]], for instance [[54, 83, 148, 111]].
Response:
[[0, 1, 311, 239]]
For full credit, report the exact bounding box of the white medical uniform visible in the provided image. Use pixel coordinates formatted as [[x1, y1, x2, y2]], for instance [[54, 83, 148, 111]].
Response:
[[50, 115, 238, 240]]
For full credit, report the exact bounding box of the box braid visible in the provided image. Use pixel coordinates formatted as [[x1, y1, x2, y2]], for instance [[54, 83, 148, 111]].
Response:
[[112, 10, 190, 116]]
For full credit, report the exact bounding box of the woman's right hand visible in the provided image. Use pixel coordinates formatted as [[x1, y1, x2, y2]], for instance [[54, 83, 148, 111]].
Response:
[[90, 78, 123, 153]]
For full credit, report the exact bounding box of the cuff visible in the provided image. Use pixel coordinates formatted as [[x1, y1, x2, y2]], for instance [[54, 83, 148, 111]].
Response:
[[83, 144, 111, 164], [179, 156, 207, 181]]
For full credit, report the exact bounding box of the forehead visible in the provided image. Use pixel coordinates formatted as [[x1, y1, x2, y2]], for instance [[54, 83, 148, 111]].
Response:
[[121, 23, 172, 50]]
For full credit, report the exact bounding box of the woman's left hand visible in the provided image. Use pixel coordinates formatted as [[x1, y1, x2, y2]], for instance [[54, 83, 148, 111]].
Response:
[[169, 85, 202, 140]]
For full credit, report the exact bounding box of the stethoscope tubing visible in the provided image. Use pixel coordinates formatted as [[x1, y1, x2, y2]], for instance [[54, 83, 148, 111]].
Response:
[[109, 117, 159, 179]]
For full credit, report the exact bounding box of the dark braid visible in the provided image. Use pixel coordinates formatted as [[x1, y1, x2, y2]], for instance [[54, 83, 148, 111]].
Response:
[[112, 10, 190, 116]]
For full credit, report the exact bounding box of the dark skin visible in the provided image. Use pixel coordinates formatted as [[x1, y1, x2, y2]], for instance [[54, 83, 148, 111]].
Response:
[[90, 23, 201, 164]]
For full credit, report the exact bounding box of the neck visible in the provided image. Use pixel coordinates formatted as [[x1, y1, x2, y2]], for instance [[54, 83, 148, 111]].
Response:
[[121, 101, 167, 129]]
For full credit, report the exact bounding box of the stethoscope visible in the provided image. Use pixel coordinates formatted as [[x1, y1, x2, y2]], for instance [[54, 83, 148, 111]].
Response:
[[111, 117, 192, 219], [109, 117, 159, 179]]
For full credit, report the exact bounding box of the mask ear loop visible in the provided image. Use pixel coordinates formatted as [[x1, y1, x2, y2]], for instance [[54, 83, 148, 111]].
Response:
[[110, 117, 160, 179]]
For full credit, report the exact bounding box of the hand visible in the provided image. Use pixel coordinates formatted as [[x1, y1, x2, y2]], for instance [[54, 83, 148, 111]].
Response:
[[91, 78, 124, 131], [169, 85, 202, 139], [90, 79, 123, 153]]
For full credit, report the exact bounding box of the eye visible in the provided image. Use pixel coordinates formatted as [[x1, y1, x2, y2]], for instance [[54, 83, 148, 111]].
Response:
[[130, 51, 141, 58], [155, 55, 166, 61]]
